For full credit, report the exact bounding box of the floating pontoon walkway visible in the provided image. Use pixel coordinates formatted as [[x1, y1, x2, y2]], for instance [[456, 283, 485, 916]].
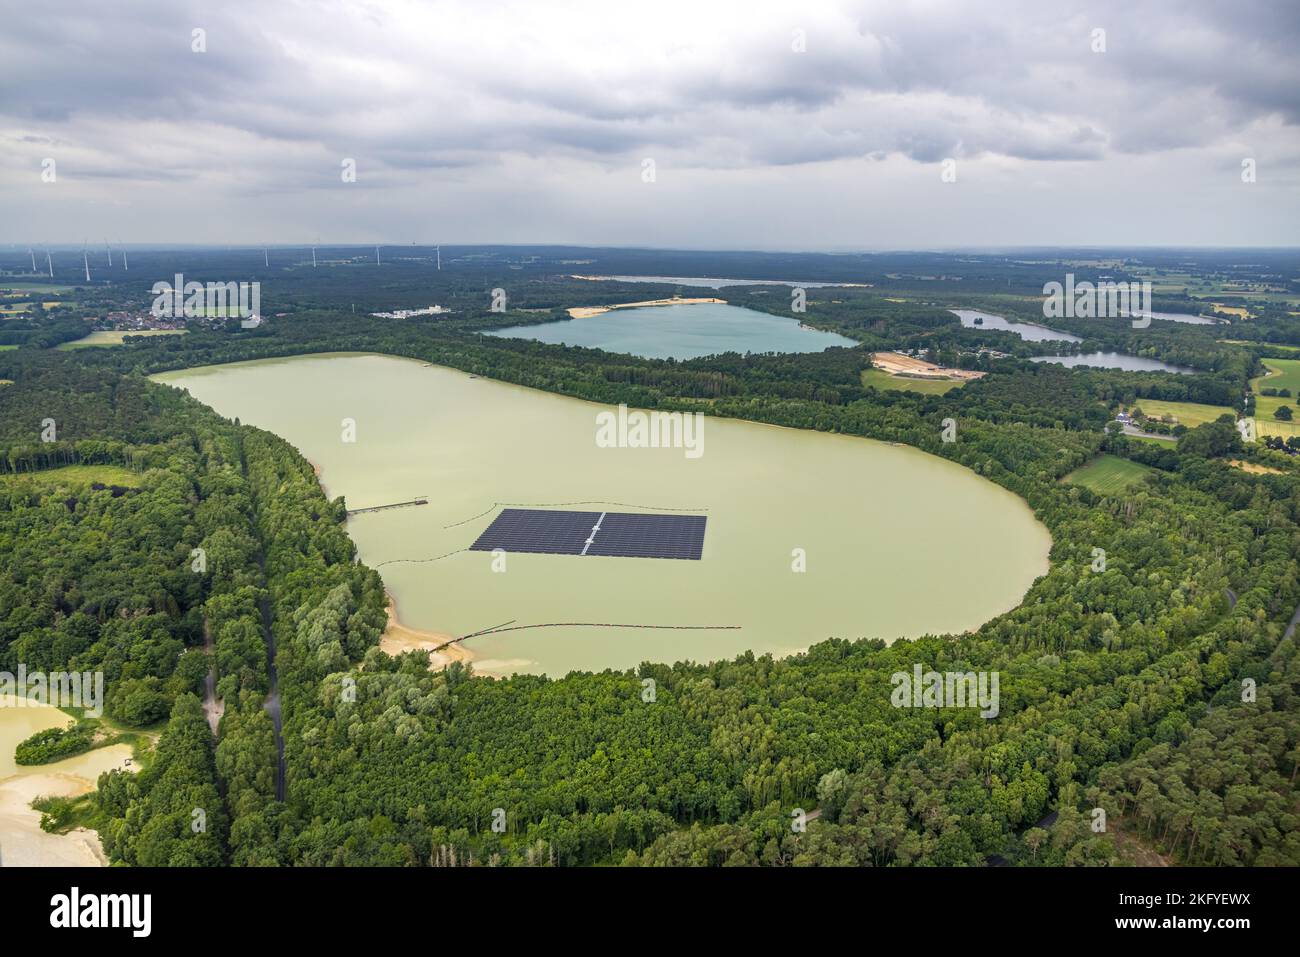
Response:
[[346, 496, 428, 517]]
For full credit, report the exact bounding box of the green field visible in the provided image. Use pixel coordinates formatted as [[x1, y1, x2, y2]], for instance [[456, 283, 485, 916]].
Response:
[[1255, 418, 1300, 441], [0, 283, 73, 294], [861, 368, 966, 395], [1251, 358, 1300, 438], [1127, 269, 1300, 306], [57, 329, 187, 349], [1219, 340, 1300, 353], [1131, 399, 1235, 429], [1062, 455, 1157, 495], [0, 464, 141, 487]]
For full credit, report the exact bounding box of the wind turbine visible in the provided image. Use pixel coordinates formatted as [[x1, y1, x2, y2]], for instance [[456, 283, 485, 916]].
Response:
[[83, 242, 91, 282], [264, 245, 269, 267], [436, 244, 441, 270], [312, 239, 317, 268], [376, 245, 381, 265], [28, 246, 35, 273], [104, 238, 112, 267], [45, 247, 53, 278], [121, 241, 128, 271]]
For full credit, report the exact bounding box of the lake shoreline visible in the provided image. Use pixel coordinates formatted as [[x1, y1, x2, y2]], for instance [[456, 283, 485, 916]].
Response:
[[0, 770, 108, 867], [566, 296, 726, 319], [489, 300, 857, 359], [157, 352, 1052, 677], [0, 695, 134, 867], [381, 590, 495, 675]]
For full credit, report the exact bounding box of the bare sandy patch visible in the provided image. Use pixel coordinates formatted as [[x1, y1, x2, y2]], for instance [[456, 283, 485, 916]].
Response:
[[1228, 459, 1285, 475], [871, 351, 985, 381], [566, 296, 726, 319]]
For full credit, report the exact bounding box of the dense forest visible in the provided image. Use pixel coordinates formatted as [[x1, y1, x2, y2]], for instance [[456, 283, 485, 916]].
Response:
[[1, 249, 1298, 866]]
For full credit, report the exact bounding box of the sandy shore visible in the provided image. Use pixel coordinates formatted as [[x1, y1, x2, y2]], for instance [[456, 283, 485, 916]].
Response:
[[380, 591, 476, 671], [566, 296, 726, 320], [379, 593, 532, 677], [0, 771, 108, 867]]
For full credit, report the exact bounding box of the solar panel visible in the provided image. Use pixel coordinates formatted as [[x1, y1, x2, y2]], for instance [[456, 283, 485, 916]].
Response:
[[469, 508, 706, 560]]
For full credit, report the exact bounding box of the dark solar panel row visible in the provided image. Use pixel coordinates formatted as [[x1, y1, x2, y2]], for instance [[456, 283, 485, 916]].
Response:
[[586, 512, 706, 560], [469, 508, 706, 560], [469, 508, 594, 555]]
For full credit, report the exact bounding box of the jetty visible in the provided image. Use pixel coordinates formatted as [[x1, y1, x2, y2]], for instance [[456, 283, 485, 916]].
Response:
[[346, 496, 428, 517]]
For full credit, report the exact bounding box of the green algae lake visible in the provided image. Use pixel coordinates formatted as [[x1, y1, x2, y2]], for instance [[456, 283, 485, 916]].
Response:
[[155, 353, 1051, 677]]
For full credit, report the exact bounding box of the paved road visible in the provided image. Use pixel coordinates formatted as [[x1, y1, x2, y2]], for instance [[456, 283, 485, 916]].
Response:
[[1285, 600, 1300, 642]]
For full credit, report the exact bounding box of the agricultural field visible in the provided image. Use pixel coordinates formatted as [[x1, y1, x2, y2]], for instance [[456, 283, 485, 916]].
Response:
[[1061, 454, 1157, 495], [1257, 418, 1300, 441], [1210, 303, 1252, 318], [0, 300, 59, 315], [0, 283, 73, 294], [1122, 269, 1299, 309], [1218, 340, 1300, 352], [861, 367, 965, 395], [56, 329, 187, 349], [1131, 399, 1235, 429], [1251, 358, 1300, 438]]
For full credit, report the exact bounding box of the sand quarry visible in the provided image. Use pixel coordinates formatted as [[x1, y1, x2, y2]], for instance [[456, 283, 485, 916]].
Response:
[[872, 351, 986, 381]]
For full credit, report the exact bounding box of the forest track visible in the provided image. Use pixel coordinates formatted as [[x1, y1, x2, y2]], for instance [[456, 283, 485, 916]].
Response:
[[257, 576, 285, 802], [239, 438, 287, 804], [1284, 600, 1300, 641], [201, 617, 223, 735]]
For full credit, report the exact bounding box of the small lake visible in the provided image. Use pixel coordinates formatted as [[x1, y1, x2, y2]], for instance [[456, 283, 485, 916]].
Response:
[[156, 354, 1052, 678], [486, 302, 857, 360], [1030, 352, 1196, 374], [950, 310, 1083, 343], [1149, 311, 1220, 326]]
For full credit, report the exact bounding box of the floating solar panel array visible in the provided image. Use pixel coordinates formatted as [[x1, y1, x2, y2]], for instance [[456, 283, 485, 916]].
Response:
[[470, 508, 706, 560]]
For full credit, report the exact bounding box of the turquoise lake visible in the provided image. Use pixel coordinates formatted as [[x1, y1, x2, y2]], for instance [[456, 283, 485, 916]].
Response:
[[485, 302, 858, 360]]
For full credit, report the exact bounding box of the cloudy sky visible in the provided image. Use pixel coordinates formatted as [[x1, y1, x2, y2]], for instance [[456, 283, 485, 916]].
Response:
[[3, 0, 1297, 249]]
